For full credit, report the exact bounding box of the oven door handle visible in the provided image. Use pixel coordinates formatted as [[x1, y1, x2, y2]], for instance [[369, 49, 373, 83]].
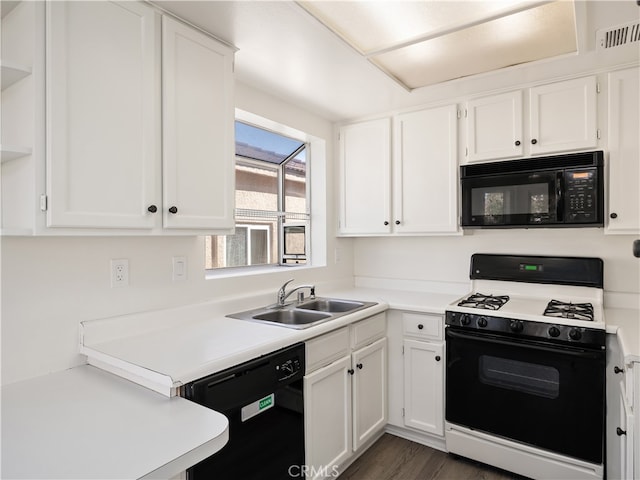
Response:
[[446, 328, 603, 359]]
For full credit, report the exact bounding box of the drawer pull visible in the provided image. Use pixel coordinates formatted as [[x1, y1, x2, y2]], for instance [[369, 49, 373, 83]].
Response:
[[616, 427, 627, 436], [614, 366, 624, 374], [418, 324, 424, 330], [435, 356, 441, 362]]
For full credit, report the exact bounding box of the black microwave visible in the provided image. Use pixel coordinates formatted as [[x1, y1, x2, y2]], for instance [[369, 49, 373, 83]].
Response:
[[460, 151, 604, 228]]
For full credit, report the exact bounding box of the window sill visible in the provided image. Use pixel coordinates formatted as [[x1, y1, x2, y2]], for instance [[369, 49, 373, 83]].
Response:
[[205, 263, 321, 280]]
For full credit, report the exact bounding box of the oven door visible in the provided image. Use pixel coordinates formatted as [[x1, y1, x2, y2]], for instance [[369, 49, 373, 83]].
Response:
[[445, 327, 605, 464], [461, 170, 561, 227]]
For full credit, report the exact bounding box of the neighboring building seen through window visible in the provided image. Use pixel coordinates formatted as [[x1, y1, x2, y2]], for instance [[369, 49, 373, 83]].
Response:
[[205, 121, 309, 270]]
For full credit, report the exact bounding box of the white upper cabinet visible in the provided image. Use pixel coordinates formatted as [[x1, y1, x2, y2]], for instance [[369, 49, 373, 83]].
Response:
[[464, 76, 598, 163], [393, 105, 458, 234], [467, 91, 523, 162], [46, 1, 160, 228], [529, 76, 598, 155], [3, 1, 235, 235], [162, 16, 234, 231], [606, 67, 640, 235], [338, 105, 459, 237], [338, 118, 392, 235]]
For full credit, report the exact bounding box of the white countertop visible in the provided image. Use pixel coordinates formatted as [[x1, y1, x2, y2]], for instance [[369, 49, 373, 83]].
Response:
[[1, 365, 229, 479], [4, 287, 637, 480], [80, 288, 460, 396]]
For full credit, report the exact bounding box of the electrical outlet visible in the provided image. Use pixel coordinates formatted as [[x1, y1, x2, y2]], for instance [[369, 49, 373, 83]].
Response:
[[111, 259, 129, 288]]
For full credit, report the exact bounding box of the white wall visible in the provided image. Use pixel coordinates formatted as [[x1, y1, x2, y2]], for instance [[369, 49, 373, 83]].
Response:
[[349, 1, 640, 307], [0, 81, 355, 386], [354, 230, 640, 301]]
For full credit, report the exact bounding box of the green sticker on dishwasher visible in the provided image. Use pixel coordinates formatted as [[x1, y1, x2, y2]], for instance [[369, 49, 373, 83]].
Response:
[[241, 393, 275, 422]]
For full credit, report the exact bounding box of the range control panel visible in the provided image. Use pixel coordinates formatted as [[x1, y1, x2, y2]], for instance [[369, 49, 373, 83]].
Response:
[[445, 310, 605, 349]]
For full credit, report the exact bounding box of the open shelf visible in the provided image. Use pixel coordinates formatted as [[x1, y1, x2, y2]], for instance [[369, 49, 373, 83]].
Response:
[[1, 144, 32, 163], [0, 1, 20, 19], [1, 61, 32, 90]]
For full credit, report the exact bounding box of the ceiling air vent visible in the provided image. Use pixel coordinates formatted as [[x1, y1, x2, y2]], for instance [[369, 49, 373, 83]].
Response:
[[597, 21, 640, 50]]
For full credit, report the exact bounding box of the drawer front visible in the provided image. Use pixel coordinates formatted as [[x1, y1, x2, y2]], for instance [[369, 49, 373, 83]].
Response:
[[351, 313, 386, 350], [402, 312, 443, 341], [306, 326, 350, 374]]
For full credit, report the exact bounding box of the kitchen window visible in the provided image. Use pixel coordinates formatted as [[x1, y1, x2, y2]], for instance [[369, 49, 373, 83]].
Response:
[[205, 120, 310, 270]]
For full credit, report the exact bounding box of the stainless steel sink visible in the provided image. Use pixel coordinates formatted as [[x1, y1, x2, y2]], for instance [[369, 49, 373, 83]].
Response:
[[252, 309, 332, 326], [297, 298, 364, 313], [226, 297, 377, 329]]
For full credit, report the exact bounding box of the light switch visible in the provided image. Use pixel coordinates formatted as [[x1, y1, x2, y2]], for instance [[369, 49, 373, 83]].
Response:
[[172, 256, 187, 281]]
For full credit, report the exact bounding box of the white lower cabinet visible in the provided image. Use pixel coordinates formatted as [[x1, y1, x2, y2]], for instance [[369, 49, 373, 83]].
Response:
[[352, 337, 388, 450], [304, 314, 387, 479], [304, 355, 352, 477], [387, 310, 446, 449], [606, 333, 636, 480], [401, 312, 445, 437], [403, 339, 444, 436]]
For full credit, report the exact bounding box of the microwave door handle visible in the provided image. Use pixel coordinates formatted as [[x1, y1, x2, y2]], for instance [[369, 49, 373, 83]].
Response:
[[556, 172, 564, 221]]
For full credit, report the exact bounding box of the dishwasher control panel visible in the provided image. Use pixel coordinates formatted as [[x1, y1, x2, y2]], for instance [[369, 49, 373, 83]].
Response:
[[275, 356, 302, 381]]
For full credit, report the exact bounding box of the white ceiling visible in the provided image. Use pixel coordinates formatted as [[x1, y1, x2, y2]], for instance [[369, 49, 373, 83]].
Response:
[[152, 1, 636, 122]]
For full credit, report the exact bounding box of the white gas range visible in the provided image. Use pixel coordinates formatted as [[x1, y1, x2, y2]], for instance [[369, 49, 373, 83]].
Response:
[[444, 254, 606, 480]]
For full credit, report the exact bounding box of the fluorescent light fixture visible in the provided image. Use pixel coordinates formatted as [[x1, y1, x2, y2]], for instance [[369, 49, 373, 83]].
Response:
[[299, 0, 577, 90]]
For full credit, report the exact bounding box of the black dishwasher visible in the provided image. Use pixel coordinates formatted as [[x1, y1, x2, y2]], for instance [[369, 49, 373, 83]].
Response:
[[183, 343, 305, 480]]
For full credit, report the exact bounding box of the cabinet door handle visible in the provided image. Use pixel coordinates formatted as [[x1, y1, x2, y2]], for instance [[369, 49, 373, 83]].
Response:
[[147, 205, 158, 213], [614, 366, 624, 374], [417, 324, 424, 330], [168, 206, 178, 214], [347, 368, 355, 375], [384, 221, 389, 226], [616, 427, 627, 436], [515, 140, 521, 146], [395, 220, 400, 225], [610, 212, 618, 219], [531, 139, 538, 145], [435, 356, 441, 362], [356, 363, 363, 370]]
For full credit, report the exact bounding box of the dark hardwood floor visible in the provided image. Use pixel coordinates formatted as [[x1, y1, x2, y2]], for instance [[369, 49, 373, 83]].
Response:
[[340, 434, 522, 480]]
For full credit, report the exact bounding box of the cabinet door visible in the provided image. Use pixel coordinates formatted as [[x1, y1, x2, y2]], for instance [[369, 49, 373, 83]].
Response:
[[466, 91, 523, 162], [403, 339, 444, 436], [304, 356, 352, 479], [46, 1, 160, 228], [529, 76, 597, 155], [607, 67, 640, 234], [352, 337, 387, 451], [162, 16, 234, 230], [393, 105, 458, 234], [338, 119, 391, 235]]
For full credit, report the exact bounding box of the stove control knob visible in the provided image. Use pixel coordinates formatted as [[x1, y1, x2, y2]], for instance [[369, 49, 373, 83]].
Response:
[[509, 320, 524, 333], [477, 317, 488, 328], [548, 326, 561, 337], [460, 314, 471, 326], [569, 328, 582, 341]]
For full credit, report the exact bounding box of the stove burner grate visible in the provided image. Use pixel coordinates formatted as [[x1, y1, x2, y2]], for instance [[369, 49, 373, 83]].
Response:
[[457, 293, 510, 310], [543, 299, 594, 321]]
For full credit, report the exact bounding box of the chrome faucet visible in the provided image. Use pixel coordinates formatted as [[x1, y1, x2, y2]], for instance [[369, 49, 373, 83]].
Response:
[[277, 279, 316, 307]]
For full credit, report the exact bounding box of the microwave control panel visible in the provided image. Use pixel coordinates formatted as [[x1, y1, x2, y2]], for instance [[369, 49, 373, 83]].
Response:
[[564, 168, 598, 223]]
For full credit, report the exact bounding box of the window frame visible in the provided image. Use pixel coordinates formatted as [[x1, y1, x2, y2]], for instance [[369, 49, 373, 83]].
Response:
[[205, 123, 311, 272]]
